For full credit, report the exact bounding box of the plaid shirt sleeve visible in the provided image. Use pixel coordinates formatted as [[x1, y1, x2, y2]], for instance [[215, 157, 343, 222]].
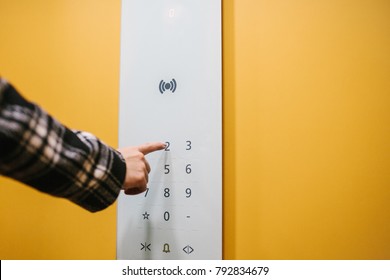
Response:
[[0, 79, 126, 212]]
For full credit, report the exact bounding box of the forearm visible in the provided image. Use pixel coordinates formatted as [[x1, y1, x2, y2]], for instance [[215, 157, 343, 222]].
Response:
[[0, 79, 125, 212]]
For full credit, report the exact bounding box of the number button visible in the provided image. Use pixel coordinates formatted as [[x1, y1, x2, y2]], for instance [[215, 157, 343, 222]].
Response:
[[164, 211, 170, 221], [164, 188, 170, 198], [164, 164, 170, 174], [186, 140, 192, 150], [185, 188, 192, 198], [185, 164, 192, 174]]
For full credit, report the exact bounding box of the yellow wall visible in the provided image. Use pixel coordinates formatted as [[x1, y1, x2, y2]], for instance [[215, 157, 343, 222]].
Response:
[[223, 0, 390, 259], [1, 0, 390, 259], [0, 0, 121, 259]]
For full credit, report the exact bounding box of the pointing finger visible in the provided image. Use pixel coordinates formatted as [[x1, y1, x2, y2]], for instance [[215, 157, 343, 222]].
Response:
[[137, 142, 166, 155]]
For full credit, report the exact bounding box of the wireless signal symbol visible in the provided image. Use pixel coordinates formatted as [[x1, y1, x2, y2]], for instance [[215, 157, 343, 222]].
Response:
[[159, 79, 177, 94]]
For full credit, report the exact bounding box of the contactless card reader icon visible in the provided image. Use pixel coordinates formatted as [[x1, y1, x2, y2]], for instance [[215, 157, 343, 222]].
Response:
[[159, 79, 177, 94]]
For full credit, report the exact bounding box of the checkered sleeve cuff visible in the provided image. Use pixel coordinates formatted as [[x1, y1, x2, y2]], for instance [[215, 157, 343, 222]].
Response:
[[0, 83, 126, 212]]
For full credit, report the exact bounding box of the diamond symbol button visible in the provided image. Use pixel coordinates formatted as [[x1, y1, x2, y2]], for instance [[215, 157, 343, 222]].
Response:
[[183, 245, 194, 254]]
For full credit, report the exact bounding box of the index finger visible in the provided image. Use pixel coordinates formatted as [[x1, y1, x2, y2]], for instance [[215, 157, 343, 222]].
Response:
[[137, 142, 166, 155]]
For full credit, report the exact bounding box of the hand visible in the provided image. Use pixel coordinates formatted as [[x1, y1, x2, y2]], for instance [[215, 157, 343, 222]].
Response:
[[117, 142, 165, 195]]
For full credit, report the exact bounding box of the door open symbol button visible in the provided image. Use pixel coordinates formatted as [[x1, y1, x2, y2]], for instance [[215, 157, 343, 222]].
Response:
[[183, 245, 194, 254]]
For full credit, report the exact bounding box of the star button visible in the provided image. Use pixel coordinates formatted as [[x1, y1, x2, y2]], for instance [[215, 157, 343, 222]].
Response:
[[142, 211, 150, 220]]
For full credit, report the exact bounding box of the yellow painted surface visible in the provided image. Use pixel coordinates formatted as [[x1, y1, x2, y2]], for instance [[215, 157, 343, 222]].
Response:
[[0, 0, 121, 259], [1, 0, 389, 259], [223, 0, 390, 259]]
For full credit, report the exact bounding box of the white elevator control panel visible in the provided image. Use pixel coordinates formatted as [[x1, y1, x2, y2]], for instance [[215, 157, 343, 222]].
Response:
[[117, 0, 222, 259]]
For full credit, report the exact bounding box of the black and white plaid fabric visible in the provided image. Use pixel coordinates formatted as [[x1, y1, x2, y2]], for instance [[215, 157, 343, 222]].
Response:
[[0, 79, 125, 212]]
